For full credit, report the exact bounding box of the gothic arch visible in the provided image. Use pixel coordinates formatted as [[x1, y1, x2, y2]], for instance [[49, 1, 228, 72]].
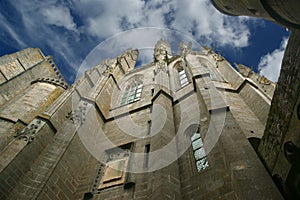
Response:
[[169, 59, 191, 91], [120, 74, 144, 105], [196, 55, 225, 81], [184, 124, 209, 173]]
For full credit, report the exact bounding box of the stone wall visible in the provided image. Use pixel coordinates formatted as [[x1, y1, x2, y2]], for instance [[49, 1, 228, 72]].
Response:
[[258, 29, 300, 198], [259, 29, 300, 172], [0, 42, 287, 199], [0, 48, 64, 106], [37, 134, 99, 200], [0, 119, 56, 199]]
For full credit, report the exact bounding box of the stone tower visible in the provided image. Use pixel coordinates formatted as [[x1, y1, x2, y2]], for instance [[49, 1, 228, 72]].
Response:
[[210, 0, 300, 28], [0, 48, 67, 151], [210, 1, 300, 199], [0, 41, 285, 199]]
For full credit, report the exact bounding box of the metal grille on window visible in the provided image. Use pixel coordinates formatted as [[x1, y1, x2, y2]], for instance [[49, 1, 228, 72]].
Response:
[[191, 131, 209, 172], [121, 83, 143, 105], [178, 69, 188, 87]]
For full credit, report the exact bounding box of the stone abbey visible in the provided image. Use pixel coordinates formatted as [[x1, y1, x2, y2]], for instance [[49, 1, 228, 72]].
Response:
[[0, 37, 297, 200], [0, 1, 300, 198]]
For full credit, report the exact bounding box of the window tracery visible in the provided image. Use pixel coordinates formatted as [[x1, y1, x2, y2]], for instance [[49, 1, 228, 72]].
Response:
[[175, 61, 189, 88], [178, 68, 189, 87], [120, 82, 143, 105], [190, 131, 209, 172]]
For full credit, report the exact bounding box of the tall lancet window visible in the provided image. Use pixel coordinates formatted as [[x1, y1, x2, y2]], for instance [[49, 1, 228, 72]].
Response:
[[178, 68, 188, 87], [191, 131, 209, 172], [121, 82, 143, 105]]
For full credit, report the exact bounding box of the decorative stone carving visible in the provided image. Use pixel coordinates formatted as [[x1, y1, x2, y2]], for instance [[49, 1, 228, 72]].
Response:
[[201, 46, 224, 62], [66, 101, 90, 126], [201, 46, 213, 54], [92, 146, 131, 193], [154, 39, 172, 63], [257, 75, 271, 85], [235, 63, 253, 77], [154, 47, 167, 63], [179, 42, 192, 57], [155, 61, 168, 74], [65, 111, 74, 122], [102, 58, 117, 77], [153, 40, 172, 74], [15, 118, 45, 143], [91, 163, 105, 194], [214, 53, 224, 61], [31, 78, 68, 89]]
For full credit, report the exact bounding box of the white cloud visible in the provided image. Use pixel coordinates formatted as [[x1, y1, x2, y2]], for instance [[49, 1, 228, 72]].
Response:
[[40, 5, 77, 31], [171, 0, 250, 47], [80, 0, 252, 48], [10, 1, 82, 74], [5, 0, 258, 83], [84, 0, 146, 38], [258, 37, 288, 82]]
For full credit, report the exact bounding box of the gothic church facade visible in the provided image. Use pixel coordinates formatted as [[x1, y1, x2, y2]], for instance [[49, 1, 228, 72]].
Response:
[[0, 40, 285, 199]]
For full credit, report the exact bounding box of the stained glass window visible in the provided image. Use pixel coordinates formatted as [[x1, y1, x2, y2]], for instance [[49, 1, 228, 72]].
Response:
[[191, 131, 209, 172]]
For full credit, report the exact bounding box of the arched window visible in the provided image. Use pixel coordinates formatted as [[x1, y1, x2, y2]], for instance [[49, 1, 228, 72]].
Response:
[[190, 131, 209, 172], [175, 61, 189, 88], [120, 82, 143, 105]]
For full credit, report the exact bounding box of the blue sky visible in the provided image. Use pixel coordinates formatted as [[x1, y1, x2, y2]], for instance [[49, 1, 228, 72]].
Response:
[[0, 0, 289, 84]]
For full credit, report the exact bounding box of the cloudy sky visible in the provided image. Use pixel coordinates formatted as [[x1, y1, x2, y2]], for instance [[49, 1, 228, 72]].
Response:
[[0, 0, 289, 83]]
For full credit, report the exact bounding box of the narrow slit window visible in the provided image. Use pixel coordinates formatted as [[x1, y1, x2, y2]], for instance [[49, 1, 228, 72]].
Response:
[[144, 144, 150, 168], [191, 131, 208, 172], [147, 120, 152, 135]]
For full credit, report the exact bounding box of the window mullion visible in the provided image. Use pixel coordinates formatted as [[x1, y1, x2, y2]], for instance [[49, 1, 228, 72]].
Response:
[[191, 131, 208, 172]]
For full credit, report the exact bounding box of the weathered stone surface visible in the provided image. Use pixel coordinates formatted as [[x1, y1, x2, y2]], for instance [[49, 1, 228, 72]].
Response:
[[0, 40, 287, 199], [257, 29, 300, 198]]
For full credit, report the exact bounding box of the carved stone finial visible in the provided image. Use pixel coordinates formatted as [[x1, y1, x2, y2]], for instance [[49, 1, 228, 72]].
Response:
[[152, 39, 174, 74], [153, 39, 172, 63], [154, 46, 167, 63]]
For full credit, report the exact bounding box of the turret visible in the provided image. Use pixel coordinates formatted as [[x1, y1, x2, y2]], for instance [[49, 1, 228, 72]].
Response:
[[210, 0, 300, 28]]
